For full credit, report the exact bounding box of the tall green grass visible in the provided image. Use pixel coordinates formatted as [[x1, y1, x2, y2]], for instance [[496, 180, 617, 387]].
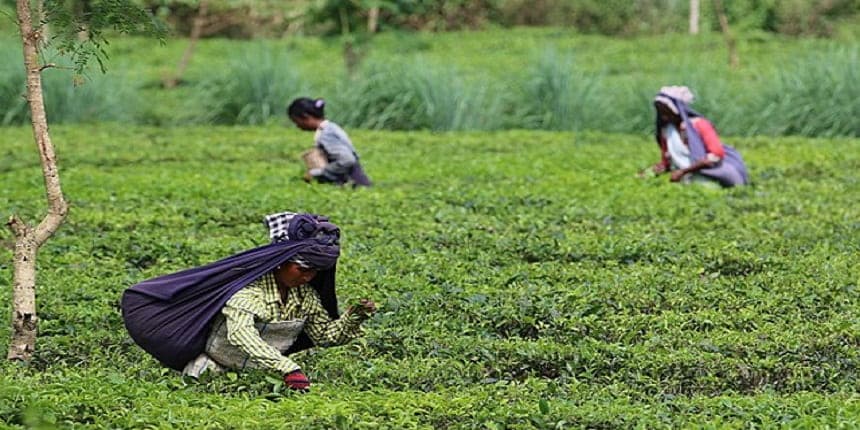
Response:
[[0, 44, 27, 126], [752, 47, 860, 137], [0, 41, 140, 125], [191, 43, 306, 125], [518, 49, 607, 131], [41, 70, 141, 124], [195, 45, 860, 138], [329, 60, 507, 131], [1, 35, 858, 137]]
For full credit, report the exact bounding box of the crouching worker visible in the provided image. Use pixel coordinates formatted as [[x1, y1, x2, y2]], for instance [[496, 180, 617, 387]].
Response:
[[288, 97, 372, 188], [121, 212, 376, 391], [644, 86, 749, 187]]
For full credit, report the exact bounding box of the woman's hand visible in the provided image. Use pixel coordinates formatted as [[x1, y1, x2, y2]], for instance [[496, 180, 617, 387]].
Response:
[[671, 157, 714, 182], [638, 162, 666, 178], [304, 168, 324, 183], [349, 298, 377, 318]]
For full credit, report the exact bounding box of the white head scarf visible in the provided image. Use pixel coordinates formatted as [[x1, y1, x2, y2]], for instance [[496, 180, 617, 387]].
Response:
[[654, 85, 695, 114]]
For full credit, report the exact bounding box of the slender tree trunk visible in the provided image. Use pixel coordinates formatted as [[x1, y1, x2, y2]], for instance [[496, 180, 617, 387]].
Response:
[[339, 6, 361, 79], [35, 0, 49, 40], [344, 40, 360, 79], [74, 0, 90, 41], [8, 0, 69, 361], [6, 219, 37, 361], [713, 0, 739, 68], [367, 6, 379, 33], [164, 0, 209, 89], [689, 0, 699, 35]]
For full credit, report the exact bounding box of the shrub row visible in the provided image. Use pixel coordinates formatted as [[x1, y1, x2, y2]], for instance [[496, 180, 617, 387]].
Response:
[[1, 126, 858, 427]]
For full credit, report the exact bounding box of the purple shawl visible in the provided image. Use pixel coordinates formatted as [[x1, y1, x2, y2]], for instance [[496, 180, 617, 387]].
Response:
[[121, 214, 341, 370], [655, 93, 749, 187]]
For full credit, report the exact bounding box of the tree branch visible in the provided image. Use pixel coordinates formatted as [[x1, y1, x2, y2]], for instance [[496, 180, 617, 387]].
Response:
[[33, 205, 67, 247], [6, 215, 30, 239], [713, 0, 740, 68]]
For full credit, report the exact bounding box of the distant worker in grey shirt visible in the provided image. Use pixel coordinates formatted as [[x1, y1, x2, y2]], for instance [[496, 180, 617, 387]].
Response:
[[288, 97, 372, 187]]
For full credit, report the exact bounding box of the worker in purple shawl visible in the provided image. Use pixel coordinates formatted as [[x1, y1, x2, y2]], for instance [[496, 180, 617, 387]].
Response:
[[121, 212, 376, 391], [642, 86, 749, 187]]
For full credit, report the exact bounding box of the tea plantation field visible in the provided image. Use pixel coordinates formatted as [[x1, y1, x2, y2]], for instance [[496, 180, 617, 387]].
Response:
[[1, 125, 858, 428]]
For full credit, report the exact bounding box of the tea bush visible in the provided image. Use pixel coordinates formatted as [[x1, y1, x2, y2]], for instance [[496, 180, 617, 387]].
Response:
[[1, 124, 858, 427]]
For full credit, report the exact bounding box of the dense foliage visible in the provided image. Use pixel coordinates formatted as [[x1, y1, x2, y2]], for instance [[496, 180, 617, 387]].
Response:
[[0, 0, 164, 72], [1, 124, 858, 427], [137, 0, 860, 36], [7, 0, 857, 37]]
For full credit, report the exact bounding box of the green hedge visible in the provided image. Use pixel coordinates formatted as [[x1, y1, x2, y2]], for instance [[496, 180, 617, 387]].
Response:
[[1, 125, 858, 427]]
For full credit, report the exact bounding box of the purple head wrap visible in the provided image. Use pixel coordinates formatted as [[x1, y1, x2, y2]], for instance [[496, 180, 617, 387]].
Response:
[[265, 212, 340, 270]]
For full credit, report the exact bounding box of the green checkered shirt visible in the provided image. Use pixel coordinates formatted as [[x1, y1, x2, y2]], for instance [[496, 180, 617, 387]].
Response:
[[222, 272, 365, 374]]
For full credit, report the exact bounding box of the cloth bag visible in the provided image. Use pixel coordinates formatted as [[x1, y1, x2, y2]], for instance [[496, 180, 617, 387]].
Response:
[[301, 148, 328, 171], [183, 318, 306, 377]]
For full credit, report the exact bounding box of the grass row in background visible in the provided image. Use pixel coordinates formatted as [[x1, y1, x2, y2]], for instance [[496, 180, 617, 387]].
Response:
[[0, 125, 858, 427], [0, 29, 858, 137], [0, 46, 140, 125]]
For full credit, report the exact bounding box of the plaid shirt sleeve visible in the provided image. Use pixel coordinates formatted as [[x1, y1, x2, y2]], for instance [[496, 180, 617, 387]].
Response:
[[298, 286, 366, 347], [222, 285, 301, 374]]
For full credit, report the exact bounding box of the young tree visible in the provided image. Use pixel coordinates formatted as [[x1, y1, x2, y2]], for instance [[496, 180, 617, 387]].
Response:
[[689, 0, 699, 35], [713, 0, 739, 68], [6, 0, 162, 361], [367, 2, 379, 33], [312, 0, 394, 77], [161, 0, 292, 88], [164, 0, 209, 88]]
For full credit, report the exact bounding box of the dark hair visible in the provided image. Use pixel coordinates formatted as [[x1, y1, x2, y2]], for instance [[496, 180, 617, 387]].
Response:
[[653, 96, 700, 145], [287, 97, 326, 119]]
